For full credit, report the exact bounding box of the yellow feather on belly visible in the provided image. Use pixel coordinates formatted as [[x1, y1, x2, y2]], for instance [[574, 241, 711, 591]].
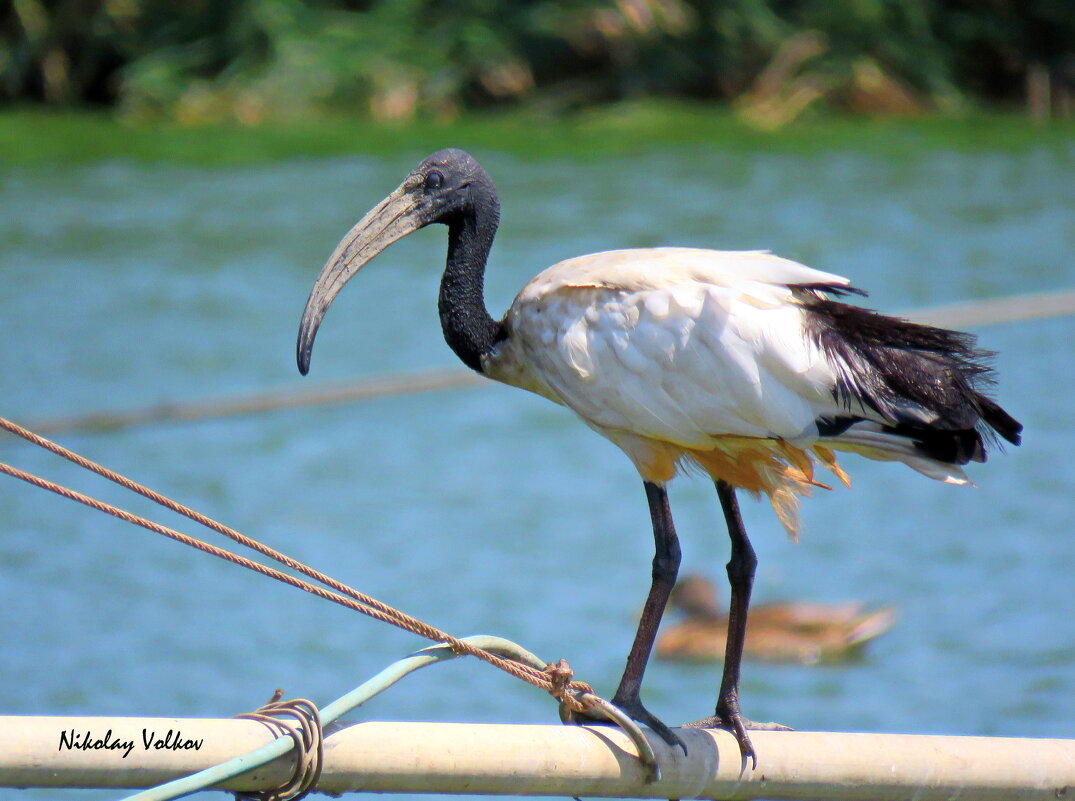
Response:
[[626, 434, 853, 540], [679, 437, 851, 540], [812, 444, 852, 488]]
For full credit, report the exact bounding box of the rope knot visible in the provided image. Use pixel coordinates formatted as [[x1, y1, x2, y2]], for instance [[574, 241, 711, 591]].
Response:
[[544, 658, 590, 714], [544, 658, 573, 697]]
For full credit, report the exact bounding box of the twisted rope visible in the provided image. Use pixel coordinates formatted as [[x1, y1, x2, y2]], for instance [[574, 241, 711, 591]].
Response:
[[0, 415, 594, 710]]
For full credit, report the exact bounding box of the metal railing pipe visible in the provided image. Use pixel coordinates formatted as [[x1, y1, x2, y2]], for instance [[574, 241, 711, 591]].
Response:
[[2, 717, 1072, 800]]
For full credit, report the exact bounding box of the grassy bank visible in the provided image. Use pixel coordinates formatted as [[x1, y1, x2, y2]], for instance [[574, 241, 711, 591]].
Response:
[[1, 103, 1072, 167]]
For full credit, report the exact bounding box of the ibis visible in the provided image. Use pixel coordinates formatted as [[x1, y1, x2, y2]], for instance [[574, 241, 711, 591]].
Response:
[[296, 149, 1022, 765]]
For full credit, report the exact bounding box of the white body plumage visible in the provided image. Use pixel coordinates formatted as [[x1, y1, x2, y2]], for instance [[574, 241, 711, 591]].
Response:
[[484, 247, 969, 534]]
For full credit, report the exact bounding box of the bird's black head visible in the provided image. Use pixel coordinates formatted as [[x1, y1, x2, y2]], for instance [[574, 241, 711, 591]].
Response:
[[296, 148, 498, 375], [409, 148, 497, 226]]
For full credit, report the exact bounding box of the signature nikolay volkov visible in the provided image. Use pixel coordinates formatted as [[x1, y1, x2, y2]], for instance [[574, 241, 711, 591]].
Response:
[[58, 727, 203, 759]]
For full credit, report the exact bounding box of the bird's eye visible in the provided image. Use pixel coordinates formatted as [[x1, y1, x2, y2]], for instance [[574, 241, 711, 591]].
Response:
[[424, 170, 444, 190]]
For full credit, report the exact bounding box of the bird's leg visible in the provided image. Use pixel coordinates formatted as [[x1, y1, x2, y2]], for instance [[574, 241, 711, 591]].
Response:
[[565, 481, 685, 753], [611, 481, 685, 749], [714, 479, 758, 763], [683, 479, 788, 768]]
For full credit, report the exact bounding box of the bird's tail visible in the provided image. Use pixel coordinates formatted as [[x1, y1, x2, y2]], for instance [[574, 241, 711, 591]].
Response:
[[820, 386, 1020, 480], [819, 424, 974, 485]]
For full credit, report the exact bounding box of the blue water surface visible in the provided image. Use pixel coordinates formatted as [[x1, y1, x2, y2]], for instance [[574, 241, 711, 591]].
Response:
[[1, 141, 1073, 800]]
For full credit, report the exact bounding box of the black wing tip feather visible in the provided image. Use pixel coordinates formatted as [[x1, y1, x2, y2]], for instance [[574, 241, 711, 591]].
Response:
[[803, 295, 1022, 464], [804, 297, 982, 355], [977, 395, 1023, 446]]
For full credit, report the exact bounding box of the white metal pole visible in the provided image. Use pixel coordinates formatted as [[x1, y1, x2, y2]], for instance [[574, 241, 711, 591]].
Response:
[[2, 717, 1072, 800]]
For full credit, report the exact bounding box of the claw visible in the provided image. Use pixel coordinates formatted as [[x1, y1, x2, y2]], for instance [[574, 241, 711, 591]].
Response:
[[683, 713, 792, 769]]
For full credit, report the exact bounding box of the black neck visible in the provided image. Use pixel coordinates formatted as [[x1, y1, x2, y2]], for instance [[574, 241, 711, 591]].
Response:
[[438, 195, 502, 372]]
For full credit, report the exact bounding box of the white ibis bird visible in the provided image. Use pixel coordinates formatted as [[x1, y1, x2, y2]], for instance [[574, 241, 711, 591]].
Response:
[[296, 149, 1022, 765]]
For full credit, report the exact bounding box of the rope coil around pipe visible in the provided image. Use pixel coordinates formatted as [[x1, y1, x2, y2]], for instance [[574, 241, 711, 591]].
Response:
[[234, 696, 323, 801]]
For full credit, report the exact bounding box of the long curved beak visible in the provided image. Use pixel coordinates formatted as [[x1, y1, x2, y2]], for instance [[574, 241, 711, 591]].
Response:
[[296, 181, 423, 375]]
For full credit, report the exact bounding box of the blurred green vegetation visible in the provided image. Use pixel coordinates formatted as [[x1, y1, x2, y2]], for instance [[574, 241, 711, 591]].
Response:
[[3, 0, 1074, 129], [3, 103, 1072, 167]]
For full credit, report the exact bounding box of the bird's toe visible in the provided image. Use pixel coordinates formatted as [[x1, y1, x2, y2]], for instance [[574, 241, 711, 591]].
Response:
[[618, 699, 688, 755], [564, 696, 687, 756], [682, 712, 792, 768]]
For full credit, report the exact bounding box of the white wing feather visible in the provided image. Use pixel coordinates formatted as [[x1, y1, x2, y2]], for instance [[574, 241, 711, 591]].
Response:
[[484, 247, 972, 486], [489, 248, 845, 448]]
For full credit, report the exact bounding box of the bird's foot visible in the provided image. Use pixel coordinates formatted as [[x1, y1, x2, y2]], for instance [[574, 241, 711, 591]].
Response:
[[682, 712, 791, 769], [562, 694, 688, 756]]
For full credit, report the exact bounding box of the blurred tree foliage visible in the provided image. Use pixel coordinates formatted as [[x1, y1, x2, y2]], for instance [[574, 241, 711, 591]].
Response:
[[2, 0, 1072, 124]]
